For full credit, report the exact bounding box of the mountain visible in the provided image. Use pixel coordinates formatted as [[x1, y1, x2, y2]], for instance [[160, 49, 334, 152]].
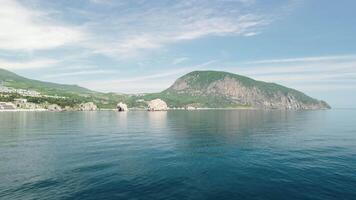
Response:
[[144, 71, 330, 109]]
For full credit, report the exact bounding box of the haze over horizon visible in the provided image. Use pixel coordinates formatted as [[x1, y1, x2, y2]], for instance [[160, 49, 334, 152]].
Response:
[[0, 0, 355, 108]]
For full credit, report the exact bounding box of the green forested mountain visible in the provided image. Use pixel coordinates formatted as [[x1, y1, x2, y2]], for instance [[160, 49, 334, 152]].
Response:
[[143, 71, 330, 109]]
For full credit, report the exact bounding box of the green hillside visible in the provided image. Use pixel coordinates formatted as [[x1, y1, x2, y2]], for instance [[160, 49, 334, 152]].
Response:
[[0, 68, 94, 96], [173, 71, 319, 103], [0, 68, 130, 108]]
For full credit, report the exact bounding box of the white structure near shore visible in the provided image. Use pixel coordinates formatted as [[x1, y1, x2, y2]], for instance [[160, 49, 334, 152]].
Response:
[[117, 102, 128, 112], [147, 99, 168, 111], [79, 102, 97, 111]]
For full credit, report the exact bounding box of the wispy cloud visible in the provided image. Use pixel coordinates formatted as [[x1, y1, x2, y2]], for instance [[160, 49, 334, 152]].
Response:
[[0, 0, 286, 59], [89, 0, 113, 4], [0, 58, 59, 70], [79, 0, 272, 57], [228, 54, 356, 92], [0, 0, 84, 51], [243, 55, 356, 65], [172, 57, 189, 65], [43, 69, 117, 78]]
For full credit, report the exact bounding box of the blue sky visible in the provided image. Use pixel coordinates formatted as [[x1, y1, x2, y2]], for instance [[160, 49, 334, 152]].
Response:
[[0, 0, 355, 107]]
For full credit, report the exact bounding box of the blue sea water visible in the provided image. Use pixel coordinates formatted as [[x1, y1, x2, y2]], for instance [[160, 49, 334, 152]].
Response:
[[0, 110, 355, 200]]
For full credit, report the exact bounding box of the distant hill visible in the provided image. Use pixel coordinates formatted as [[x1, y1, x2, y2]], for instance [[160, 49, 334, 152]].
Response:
[[0, 68, 94, 96], [144, 70, 330, 109], [0, 68, 128, 108]]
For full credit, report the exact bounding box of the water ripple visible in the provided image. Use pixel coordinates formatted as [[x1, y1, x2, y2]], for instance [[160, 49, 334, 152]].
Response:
[[0, 110, 356, 200]]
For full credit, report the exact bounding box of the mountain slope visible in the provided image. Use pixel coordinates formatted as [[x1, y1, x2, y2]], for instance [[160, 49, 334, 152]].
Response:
[[0, 68, 94, 96], [144, 71, 330, 109], [0, 68, 130, 108]]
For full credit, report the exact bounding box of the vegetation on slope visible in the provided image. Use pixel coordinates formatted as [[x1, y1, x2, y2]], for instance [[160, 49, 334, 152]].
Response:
[[0, 68, 94, 96], [0, 68, 130, 108], [171, 71, 320, 104], [143, 71, 327, 108]]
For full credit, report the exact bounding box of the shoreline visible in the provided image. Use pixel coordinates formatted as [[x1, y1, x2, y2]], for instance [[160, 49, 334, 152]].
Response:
[[0, 107, 331, 112], [0, 109, 48, 112], [0, 108, 253, 112]]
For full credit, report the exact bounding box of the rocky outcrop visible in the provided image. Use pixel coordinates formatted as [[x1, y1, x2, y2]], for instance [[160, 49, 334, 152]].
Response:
[[185, 106, 196, 110], [147, 99, 168, 111], [117, 102, 128, 112], [63, 106, 75, 111], [79, 102, 97, 111], [48, 104, 62, 111]]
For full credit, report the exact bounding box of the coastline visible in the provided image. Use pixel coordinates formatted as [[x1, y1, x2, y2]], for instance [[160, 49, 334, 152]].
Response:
[[0, 109, 47, 112], [0, 107, 331, 112], [0, 107, 300, 113], [0, 107, 254, 112]]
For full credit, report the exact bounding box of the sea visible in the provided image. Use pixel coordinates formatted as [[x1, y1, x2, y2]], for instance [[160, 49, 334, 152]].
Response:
[[0, 110, 355, 200]]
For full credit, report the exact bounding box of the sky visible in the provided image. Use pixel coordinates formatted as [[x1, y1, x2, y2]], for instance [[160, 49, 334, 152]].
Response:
[[0, 0, 355, 108]]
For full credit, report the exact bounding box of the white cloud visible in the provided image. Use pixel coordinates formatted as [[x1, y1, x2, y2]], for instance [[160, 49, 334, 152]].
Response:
[[89, 0, 110, 4], [0, 0, 84, 51], [43, 69, 117, 78], [0, 58, 59, 70], [0, 0, 279, 59], [243, 55, 356, 65], [236, 61, 356, 76], [172, 57, 189, 65], [244, 32, 259, 37], [228, 55, 356, 92], [80, 1, 270, 57]]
